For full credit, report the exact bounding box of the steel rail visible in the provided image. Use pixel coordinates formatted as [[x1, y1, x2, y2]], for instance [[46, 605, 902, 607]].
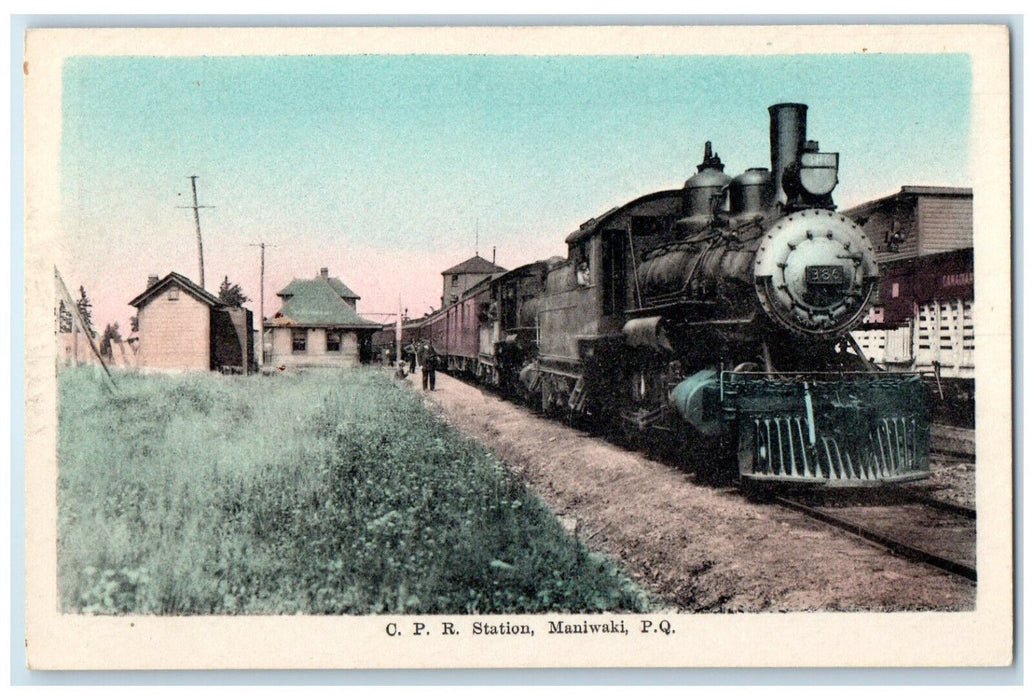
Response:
[[929, 426, 976, 459], [912, 495, 977, 520], [773, 496, 977, 583]]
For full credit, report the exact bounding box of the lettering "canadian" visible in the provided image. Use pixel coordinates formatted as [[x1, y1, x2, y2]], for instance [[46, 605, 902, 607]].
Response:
[[548, 619, 629, 635]]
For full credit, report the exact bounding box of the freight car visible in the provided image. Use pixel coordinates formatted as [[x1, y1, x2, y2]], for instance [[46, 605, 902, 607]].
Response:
[[407, 104, 930, 487], [846, 187, 975, 428]]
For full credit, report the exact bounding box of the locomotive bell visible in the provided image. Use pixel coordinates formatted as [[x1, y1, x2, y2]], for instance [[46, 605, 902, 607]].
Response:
[[753, 209, 879, 337]]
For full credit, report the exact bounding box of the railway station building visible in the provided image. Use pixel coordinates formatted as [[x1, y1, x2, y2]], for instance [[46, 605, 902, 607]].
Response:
[[265, 267, 381, 368]]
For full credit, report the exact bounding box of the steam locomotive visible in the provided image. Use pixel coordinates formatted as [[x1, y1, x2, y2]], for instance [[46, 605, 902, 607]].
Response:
[[392, 104, 930, 486]]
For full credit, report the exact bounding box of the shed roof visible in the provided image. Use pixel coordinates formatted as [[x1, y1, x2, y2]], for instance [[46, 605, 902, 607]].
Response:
[[268, 275, 380, 328], [128, 271, 224, 309], [441, 254, 507, 276]]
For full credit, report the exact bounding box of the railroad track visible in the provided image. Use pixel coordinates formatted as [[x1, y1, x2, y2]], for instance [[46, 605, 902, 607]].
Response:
[[931, 424, 975, 458], [443, 369, 979, 583], [441, 369, 978, 591], [775, 493, 976, 582]]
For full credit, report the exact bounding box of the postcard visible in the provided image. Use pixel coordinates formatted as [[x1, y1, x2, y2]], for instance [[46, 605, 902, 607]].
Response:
[[22, 24, 1012, 670]]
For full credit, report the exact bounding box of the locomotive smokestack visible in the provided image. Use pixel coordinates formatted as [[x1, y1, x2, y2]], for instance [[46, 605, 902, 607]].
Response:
[[769, 103, 808, 206]]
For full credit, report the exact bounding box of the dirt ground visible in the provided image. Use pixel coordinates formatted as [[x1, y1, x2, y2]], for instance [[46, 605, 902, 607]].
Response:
[[913, 456, 976, 510], [403, 369, 976, 612]]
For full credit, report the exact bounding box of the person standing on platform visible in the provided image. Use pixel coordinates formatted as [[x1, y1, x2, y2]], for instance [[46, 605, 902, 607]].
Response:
[[421, 343, 438, 391], [405, 342, 418, 374]]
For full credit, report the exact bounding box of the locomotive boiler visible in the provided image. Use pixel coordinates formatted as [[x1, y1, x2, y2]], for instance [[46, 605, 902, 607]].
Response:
[[509, 103, 929, 485]]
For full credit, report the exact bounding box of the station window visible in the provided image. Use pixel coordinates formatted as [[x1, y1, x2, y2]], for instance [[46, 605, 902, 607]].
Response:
[[451, 274, 460, 287], [326, 331, 341, 352], [292, 329, 307, 353], [168, 288, 179, 301]]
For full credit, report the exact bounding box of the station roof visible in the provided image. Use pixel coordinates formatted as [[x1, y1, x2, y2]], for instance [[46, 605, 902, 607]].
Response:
[[279, 269, 360, 301], [269, 273, 379, 328]]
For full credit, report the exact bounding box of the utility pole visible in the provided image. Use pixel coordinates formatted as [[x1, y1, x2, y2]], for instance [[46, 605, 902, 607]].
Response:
[[178, 176, 212, 289], [396, 295, 403, 367], [248, 241, 277, 366]]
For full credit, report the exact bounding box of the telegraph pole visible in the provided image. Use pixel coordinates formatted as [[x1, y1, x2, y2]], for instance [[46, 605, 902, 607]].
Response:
[[178, 176, 213, 289], [396, 295, 404, 367], [248, 241, 277, 365]]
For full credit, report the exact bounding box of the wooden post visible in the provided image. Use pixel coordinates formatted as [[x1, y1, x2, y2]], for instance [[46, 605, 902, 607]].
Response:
[[396, 295, 403, 366], [54, 267, 117, 392], [259, 242, 264, 366], [178, 176, 213, 289], [249, 241, 277, 367], [190, 175, 205, 289]]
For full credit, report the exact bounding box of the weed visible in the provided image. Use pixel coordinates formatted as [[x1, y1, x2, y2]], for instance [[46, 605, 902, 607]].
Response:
[[58, 367, 653, 614]]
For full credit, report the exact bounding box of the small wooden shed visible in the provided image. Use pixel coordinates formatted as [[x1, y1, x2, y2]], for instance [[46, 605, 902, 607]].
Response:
[[129, 272, 254, 372]]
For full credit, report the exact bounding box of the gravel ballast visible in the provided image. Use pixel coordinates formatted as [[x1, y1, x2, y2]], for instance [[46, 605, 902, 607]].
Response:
[[409, 371, 976, 612]]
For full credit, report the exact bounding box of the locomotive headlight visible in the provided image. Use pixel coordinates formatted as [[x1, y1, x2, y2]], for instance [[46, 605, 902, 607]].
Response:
[[799, 152, 839, 196], [753, 209, 879, 337]]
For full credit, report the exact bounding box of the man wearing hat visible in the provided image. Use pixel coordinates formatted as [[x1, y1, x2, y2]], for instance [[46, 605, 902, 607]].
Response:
[[420, 342, 438, 391]]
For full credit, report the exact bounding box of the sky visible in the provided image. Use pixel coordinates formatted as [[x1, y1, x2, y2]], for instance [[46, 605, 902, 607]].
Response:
[[58, 52, 972, 333]]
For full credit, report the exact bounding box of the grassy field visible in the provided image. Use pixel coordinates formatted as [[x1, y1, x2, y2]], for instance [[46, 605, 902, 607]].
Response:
[[58, 367, 651, 614]]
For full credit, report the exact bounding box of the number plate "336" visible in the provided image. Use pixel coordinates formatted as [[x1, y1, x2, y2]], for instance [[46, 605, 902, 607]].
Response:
[[805, 265, 845, 285]]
